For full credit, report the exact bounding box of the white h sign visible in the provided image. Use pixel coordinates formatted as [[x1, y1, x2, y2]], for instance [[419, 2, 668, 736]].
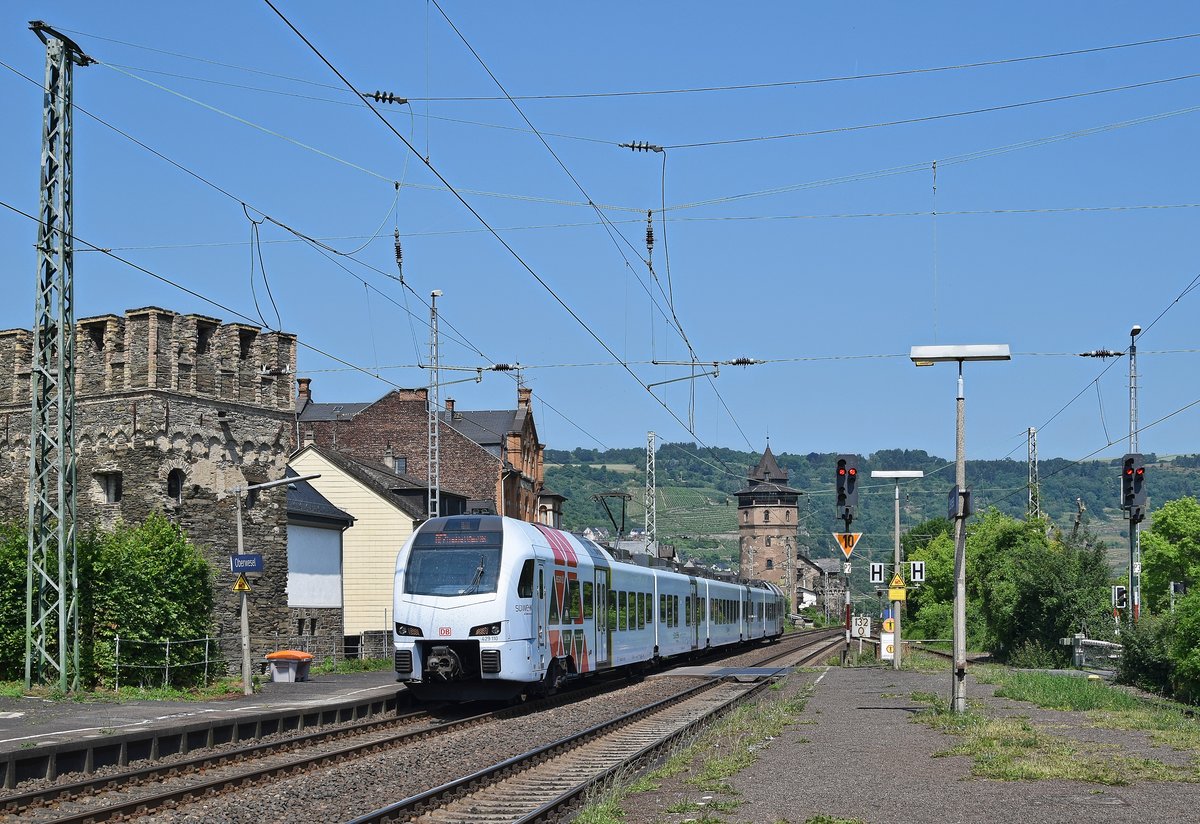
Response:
[[910, 560, 926, 583], [870, 563, 885, 585]]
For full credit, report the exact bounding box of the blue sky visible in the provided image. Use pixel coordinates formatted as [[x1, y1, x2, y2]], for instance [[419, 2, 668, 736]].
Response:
[[1, 2, 1197, 466]]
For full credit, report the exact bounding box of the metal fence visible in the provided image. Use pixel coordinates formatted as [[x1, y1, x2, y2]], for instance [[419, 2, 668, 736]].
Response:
[[106, 631, 393, 691], [1060, 633, 1122, 670]]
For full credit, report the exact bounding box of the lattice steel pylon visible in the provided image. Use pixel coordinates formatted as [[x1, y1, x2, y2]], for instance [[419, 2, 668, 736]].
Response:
[[26, 22, 90, 691], [1027, 426, 1040, 520], [644, 431, 657, 553], [427, 291, 442, 520]]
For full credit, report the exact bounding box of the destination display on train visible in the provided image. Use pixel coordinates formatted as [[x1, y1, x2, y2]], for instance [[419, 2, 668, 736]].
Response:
[[432, 532, 492, 545]]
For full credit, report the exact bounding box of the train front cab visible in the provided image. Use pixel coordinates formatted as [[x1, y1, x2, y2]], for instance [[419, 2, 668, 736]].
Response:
[[392, 517, 539, 701]]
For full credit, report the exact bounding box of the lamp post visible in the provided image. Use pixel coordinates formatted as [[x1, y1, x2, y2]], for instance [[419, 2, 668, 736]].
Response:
[[910, 344, 1010, 713], [871, 470, 924, 670], [1128, 324, 1141, 621], [230, 473, 319, 696]]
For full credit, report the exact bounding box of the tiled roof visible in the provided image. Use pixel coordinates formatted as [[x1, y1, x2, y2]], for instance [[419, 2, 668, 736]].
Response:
[[445, 409, 519, 446], [293, 445, 468, 519], [750, 444, 788, 483], [285, 468, 354, 526]]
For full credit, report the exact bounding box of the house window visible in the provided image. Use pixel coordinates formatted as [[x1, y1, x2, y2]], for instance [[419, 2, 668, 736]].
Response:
[[763, 509, 770, 523], [786, 510, 791, 522], [766, 559, 774, 570], [167, 468, 185, 503], [393, 457, 407, 474], [743, 511, 748, 523], [766, 536, 771, 547], [96, 472, 122, 504]]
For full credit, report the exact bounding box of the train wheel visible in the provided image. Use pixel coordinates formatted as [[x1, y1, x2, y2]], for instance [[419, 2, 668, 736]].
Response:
[[543, 660, 565, 696]]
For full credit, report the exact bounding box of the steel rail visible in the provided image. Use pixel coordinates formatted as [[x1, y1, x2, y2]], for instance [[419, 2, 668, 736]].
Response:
[[352, 630, 843, 823]]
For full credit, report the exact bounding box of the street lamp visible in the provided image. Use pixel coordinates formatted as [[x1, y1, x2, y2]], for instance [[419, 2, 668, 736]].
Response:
[[910, 343, 1010, 713], [871, 469, 923, 670], [229, 473, 320, 696]]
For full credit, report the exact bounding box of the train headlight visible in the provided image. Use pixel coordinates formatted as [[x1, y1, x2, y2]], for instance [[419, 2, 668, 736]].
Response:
[[469, 622, 503, 637], [394, 622, 423, 637]]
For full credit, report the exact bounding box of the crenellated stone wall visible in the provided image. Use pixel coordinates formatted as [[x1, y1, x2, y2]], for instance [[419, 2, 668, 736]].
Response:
[[0, 307, 300, 645]]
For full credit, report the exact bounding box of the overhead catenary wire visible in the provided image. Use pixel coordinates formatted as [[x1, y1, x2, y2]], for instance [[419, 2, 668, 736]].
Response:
[[664, 72, 1200, 149], [69, 203, 1200, 252], [0, 194, 611, 454], [257, 0, 740, 470], [668, 104, 1200, 212]]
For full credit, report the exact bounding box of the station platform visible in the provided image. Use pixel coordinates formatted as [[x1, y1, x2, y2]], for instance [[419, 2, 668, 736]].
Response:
[[666, 665, 1199, 824], [0, 669, 403, 788]]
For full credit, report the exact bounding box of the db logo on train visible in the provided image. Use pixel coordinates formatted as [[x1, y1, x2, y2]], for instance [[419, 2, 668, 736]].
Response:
[[439, 627, 453, 637]]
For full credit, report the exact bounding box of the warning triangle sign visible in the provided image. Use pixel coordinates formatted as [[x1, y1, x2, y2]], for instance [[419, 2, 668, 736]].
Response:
[[232, 573, 252, 593], [833, 532, 863, 558], [890, 573, 905, 588]]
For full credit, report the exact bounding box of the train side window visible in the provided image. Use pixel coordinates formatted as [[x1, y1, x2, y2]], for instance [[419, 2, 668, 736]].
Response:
[[583, 582, 594, 619], [549, 581, 561, 623], [568, 580, 582, 621], [636, 593, 645, 629], [685, 596, 691, 626], [674, 596, 680, 627], [608, 589, 617, 631], [644, 592, 652, 626], [618, 591, 627, 631], [659, 594, 666, 624], [517, 560, 534, 598]]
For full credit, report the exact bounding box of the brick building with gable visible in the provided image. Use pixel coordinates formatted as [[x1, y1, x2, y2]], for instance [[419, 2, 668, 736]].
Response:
[[296, 379, 548, 522]]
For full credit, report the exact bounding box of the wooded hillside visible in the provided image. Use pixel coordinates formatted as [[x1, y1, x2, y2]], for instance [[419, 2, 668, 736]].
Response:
[[545, 444, 1200, 571]]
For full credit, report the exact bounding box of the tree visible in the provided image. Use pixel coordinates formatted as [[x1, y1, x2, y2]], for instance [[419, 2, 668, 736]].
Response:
[[1140, 497, 1200, 614], [969, 512, 1111, 659]]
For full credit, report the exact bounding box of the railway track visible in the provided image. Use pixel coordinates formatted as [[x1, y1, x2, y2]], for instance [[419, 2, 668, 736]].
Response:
[[353, 629, 843, 824], [0, 629, 837, 822]]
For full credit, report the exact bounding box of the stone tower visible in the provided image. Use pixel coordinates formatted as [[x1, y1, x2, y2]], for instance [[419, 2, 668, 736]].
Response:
[[0, 307, 297, 646], [736, 444, 801, 598]]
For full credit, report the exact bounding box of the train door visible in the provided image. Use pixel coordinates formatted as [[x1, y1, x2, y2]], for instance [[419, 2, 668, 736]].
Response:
[[689, 579, 700, 650], [594, 569, 609, 665], [533, 561, 549, 670]]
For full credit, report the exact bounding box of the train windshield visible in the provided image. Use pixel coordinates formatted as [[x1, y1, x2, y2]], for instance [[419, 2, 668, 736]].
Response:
[[404, 523, 503, 596]]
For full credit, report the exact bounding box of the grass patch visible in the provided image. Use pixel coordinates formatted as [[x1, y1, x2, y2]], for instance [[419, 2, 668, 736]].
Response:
[[975, 667, 1200, 754], [0, 677, 255, 702], [312, 656, 393, 675], [901, 648, 952, 673], [975, 668, 1142, 712], [910, 689, 1199, 783]]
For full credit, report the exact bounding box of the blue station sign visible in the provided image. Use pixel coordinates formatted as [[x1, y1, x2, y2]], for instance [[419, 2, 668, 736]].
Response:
[[230, 553, 264, 575]]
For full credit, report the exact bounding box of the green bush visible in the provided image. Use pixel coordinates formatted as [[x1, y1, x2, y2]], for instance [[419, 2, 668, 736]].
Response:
[[89, 513, 216, 689], [1116, 612, 1175, 696], [1006, 640, 1067, 669], [1169, 591, 1200, 703], [0, 522, 27, 681]]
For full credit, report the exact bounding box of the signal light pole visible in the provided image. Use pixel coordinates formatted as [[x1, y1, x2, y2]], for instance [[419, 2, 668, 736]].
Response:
[[911, 344, 1010, 714], [1128, 324, 1142, 622], [872, 470, 923, 670]]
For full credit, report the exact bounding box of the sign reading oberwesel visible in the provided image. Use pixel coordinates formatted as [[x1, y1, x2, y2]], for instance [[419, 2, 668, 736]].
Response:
[[230, 553, 264, 574]]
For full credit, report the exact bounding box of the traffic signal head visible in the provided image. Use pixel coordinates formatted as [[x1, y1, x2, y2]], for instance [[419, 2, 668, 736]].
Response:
[[836, 454, 859, 518], [1112, 585, 1128, 610], [1121, 453, 1146, 521]]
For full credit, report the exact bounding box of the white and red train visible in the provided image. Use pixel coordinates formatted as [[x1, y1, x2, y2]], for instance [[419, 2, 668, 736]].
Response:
[[393, 514, 787, 701]]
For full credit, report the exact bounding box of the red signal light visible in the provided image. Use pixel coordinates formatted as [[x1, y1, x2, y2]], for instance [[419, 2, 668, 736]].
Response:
[[837, 467, 846, 476], [1136, 467, 1144, 476], [1125, 468, 1134, 475], [848, 468, 857, 476]]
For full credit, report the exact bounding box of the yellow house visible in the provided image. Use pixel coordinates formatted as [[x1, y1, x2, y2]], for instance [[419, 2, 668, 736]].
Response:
[[289, 444, 468, 639]]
